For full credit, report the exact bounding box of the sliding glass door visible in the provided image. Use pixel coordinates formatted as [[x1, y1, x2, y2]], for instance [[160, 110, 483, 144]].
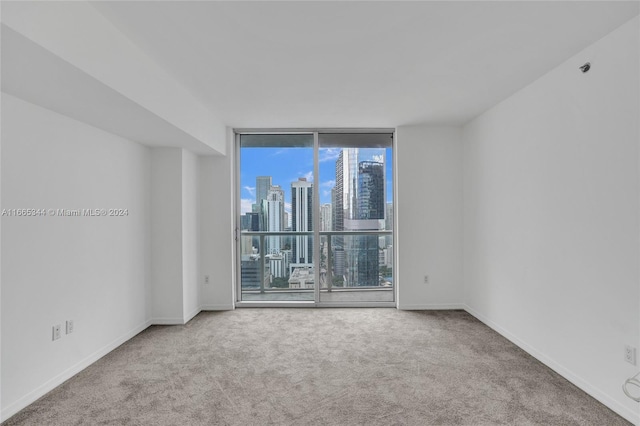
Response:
[[237, 134, 315, 302], [236, 131, 394, 306], [318, 134, 394, 304]]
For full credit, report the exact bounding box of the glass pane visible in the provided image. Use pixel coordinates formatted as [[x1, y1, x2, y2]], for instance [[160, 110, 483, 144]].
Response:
[[318, 145, 392, 231], [239, 134, 315, 302], [240, 234, 315, 301], [318, 134, 394, 303], [320, 234, 393, 303]]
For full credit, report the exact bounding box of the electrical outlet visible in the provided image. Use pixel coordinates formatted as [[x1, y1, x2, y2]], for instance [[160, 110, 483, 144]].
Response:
[[66, 320, 74, 334], [625, 345, 636, 365], [52, 324, 61, 341], [204, 275, 210, 284], [424, 275, 429, 284]]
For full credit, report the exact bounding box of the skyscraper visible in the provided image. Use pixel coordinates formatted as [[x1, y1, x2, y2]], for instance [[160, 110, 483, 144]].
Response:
[[256, 176, 272, 231], [334, 148, 358, 261], [291, 178, 313, 265], [335, 149, 386, 287], [265, 185, 285, 254], [243, 211, 261, 250], [357, 161, 384, 220], [320, 203, 332, 231], [331, 187, 338, 230], [385, 202, 393, 246], [256, 176, 272, 204], [334, 149, 355, 284], [334, 152, 345, 234], [354, 160, 385, 286], [330, 186, 345, 278], [244, 212, 260, 231]]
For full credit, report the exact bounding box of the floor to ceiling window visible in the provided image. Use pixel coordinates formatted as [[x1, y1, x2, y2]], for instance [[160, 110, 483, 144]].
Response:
[[236, 131, 394, 306]]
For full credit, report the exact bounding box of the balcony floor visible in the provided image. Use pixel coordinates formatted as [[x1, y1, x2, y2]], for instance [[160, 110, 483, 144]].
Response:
[[240, 288, 394, 303]]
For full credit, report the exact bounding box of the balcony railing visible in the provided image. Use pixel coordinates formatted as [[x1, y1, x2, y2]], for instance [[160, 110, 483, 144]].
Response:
[[239, 231, 393, 298]]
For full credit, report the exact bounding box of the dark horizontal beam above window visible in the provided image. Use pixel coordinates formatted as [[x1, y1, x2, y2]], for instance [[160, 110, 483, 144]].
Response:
[[319, 133, 393, 148], [240, 134, 313, 148], [238, 131, 394, 149]]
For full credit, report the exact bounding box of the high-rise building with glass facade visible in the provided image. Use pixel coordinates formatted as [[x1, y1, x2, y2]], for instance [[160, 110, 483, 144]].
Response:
[[357, 161, 384, 220], [333, 149, 386, 287], [355, 160, 384, 286], [256, 176, 272, 204], [291, 178, 313, 265], [320, 203, 332, 231], [256, 176, 272, 231], [264, 185, 285, 254]]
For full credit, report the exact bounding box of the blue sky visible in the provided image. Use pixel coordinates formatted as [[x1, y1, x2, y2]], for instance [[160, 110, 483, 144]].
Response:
[[240, 147, 393, 215]]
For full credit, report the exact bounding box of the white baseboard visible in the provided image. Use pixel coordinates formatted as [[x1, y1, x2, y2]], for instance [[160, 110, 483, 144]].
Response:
[[5, 305, 633, 424], [201, 304, 234, 311], [463, 304, 639, 425], [398, 303, 465, 310], [1, 319, 152, 423], [150, 317, 185, 325], [183, 308, 201, 324]]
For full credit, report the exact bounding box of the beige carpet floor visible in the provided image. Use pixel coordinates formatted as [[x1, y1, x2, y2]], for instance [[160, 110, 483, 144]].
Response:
[[2, 309, 631, 425]]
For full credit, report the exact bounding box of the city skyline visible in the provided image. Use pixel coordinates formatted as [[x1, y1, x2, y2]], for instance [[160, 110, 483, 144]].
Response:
[[240, 147, 393, 216], [240, 145, 394, 291]]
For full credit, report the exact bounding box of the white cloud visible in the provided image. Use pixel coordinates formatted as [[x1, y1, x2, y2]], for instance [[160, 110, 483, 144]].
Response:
[[321, 179, 336, 188], [240, 199, 254, 214], [284, 202, 292, 214], [319, 148, 341, 163], [323, 189, 331, 198], [302, 171, 313, 182], [243, 186, 255, 196]]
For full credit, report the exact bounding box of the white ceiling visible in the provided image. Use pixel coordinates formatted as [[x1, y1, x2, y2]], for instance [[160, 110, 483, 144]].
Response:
[[91, 1, 638, 128], [1, 25, 218, 154]]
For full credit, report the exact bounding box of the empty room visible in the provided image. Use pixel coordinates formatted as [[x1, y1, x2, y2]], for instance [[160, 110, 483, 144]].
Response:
[[1, 1, 639, 425]]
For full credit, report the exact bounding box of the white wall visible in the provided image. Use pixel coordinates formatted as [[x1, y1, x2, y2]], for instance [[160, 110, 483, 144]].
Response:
[[463, 16, 639, 424], [150, 148, 184, 323], [396, 126, 464, 309], [0, 97, 213, 420], [150, 148, 210, 323], [2, 1, 227, 154], [200, 130, 235, 310], [182, 149, 201, 322], [1, 94, 151, 420]]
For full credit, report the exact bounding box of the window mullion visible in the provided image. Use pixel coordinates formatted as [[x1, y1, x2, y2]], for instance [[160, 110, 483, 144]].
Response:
[[313, 132, 321, 304]]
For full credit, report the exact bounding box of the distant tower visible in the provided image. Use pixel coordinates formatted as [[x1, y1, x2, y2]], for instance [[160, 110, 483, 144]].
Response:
[[256, 176, 272, 204], [331, 186, 344, 277], [331, 187, 338, 231], [334, 148, 359, 232], [334, 153, 345, 235], [256, 176, 272, 231], [291, 178, 313, 264], [337, 151, 385, 287], [357, 162, 384, 220], [244, 212, 260, 250], [320, 203, 332, 232], [265, 185, 285, 254], [334, 149, 357, 249], [334, 149, 360, 284], [245, 212, 260, 231], [354, 161, 385, 286], [385, 202, 393, 246]]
